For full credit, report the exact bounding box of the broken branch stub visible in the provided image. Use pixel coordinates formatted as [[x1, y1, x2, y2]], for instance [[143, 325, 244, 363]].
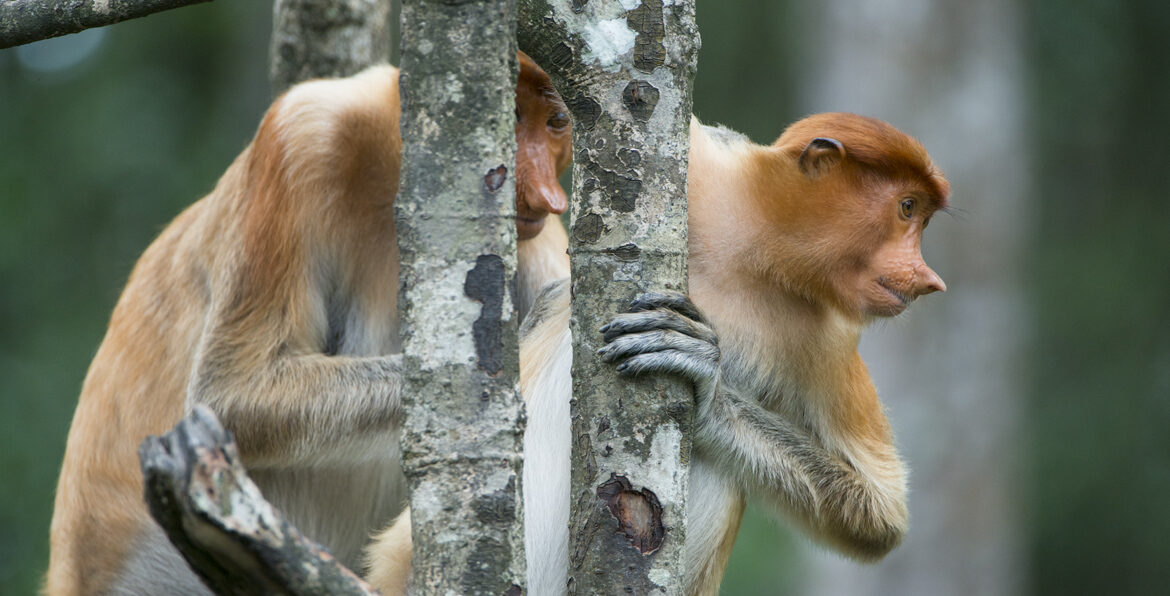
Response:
[[138, 406, 378, 596]]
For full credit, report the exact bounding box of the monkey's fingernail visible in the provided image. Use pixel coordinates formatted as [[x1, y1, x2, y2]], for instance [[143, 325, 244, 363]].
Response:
[[599, 324, 610, 333]]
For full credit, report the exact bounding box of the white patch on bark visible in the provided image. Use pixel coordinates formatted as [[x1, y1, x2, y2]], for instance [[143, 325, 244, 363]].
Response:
[[643, 422, 684, 508], [404, 260, 479, 371], [582, 19, 636, 71], [411, 481, 444, 525], [613, 261, 642, 281], [444, 73, 464, 105], [648, 568, 673, 589]]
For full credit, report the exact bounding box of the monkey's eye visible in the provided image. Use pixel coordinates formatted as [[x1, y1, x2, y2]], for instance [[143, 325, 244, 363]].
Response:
[[547, 112, 570, 130], [900, 198, 916, 219]]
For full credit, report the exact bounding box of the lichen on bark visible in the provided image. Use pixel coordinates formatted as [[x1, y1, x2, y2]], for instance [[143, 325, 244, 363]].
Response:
[[395, 0, 527, 593]]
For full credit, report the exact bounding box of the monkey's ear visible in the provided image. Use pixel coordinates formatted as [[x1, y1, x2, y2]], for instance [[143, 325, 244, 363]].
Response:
[[798, 137, 845, 177]]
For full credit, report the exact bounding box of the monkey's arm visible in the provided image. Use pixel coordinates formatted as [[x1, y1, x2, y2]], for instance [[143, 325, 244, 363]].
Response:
[[186, 209, 403, 470], [189, 342, 401, 469], [599, 293, 907, 560], [184, 69, 406, 470], [693, 381, 906, 559]]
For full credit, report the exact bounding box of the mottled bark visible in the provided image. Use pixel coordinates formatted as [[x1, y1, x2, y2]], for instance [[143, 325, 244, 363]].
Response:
[[517, 1, 699, 593], [0, 0, 212, 49], [795, 1, 1028, 595], [394, 1, 526, 594], [269, 0, 390, 95], [138, 406, 378, 596]]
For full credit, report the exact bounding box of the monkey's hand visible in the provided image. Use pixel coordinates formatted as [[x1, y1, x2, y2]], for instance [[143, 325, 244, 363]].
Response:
[[597, 292, 721, 406]]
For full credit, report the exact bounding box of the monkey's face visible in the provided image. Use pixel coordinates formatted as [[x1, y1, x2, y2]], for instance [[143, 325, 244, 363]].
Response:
[[771, 116, 949, 319], [852, 191, 946, 318], [514, 52, 572, 241]]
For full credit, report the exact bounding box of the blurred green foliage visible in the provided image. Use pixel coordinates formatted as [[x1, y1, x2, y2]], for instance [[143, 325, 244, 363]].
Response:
[[2, 1, 1170, 594], [0, 4, 271, 592], [1026, 1, 1170, 594]]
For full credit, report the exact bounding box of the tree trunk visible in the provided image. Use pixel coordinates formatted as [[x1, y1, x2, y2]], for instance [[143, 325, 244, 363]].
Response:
[[517, 1, 699, 593], [269, 0, 391, 95], [0, 0, 212, 49], [394, 1, 527, 594], [795, 2, 1029, 595]]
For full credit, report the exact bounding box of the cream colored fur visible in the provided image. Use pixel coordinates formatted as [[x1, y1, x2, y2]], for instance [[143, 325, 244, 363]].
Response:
[[363, 114, 951, 594]]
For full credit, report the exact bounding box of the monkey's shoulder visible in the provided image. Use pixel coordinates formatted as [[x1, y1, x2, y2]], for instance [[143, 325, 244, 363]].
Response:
[[700, 123, 752, 148]]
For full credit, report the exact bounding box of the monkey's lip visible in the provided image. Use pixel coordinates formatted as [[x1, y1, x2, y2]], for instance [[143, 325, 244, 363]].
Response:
[[516, 215, 546, 240], [876, 280, 912, 315]]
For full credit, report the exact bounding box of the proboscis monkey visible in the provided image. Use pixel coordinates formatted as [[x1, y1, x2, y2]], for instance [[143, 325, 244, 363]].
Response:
[[365, 113, 950, 596], [46, 52, 571, 595]]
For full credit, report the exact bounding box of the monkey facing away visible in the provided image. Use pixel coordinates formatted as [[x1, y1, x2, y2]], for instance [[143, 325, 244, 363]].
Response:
[[46, 52, 572, 595], [365, 112, 949, 595]]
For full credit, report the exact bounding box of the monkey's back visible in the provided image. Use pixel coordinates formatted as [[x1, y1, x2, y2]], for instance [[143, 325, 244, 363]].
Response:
[[45, 66, 408, 594], [46, 178, 239, 594]]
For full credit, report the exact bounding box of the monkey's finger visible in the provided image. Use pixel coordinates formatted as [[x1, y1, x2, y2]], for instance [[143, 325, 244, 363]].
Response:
[[600, 309, 717, 344], [613, 349, 720, 386], [628, 292, 709, 325], [598, 329, 718, 365]]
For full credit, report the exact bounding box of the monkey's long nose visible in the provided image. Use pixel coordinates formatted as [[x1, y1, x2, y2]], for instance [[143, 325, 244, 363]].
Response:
[[533, 179, 568, 215], [917, 265, 947, 296]]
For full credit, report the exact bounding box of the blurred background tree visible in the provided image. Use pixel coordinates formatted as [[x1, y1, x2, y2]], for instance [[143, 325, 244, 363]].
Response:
[[792, 1, 1028, 594], [2, 1, 1169, 594]]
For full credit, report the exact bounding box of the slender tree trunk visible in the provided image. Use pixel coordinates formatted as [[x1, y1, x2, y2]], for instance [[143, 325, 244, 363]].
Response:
[[795, 2, 1029, 595], [517, 1, 699, 593], [269, 0, 391, 95], [395, 1, 527, 593]]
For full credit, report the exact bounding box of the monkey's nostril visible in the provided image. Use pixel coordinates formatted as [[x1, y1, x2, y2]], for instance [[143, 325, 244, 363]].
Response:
[[919, 272, 946, 295]]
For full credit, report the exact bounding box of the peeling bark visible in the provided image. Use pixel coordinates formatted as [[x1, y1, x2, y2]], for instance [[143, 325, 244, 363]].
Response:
[[597, 474, 666, 555], [395, 0, 527, 593], [138, 406, 379, 596], [0, 0, 212, 49], [517, 1, 699, 593], [269, 0, 391, 95]]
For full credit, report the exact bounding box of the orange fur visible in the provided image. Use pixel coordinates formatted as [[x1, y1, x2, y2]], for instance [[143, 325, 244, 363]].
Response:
[[366, 113, 949, 595], [685, 113, 947, 571], [48, 54, 571, 595]]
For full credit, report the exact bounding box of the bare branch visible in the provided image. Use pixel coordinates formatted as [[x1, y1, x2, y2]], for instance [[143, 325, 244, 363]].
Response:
[[138, 406, 380, 596], [0, 0, 212, 49]]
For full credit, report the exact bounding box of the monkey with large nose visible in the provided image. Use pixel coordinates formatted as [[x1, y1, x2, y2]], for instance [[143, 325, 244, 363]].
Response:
[[46, 52, 575, 596]]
